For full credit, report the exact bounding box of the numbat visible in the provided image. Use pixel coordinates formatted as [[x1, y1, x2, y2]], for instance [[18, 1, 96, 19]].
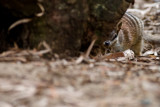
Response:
[[104, 12, 144, 56]]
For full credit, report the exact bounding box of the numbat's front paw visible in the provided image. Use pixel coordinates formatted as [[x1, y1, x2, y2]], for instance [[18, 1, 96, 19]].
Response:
[[123, 49, 135, 60]]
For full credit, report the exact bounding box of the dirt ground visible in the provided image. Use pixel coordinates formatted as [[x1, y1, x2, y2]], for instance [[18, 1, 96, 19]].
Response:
[[0, 0, 160, 107]]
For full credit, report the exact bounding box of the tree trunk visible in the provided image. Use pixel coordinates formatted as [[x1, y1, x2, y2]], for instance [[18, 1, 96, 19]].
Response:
[[0, 0, 134, 57]]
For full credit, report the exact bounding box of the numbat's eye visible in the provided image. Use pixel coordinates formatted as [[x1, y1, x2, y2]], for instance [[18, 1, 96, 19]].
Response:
[[112, 33, 118, 41], [104, 41, 111, 46]]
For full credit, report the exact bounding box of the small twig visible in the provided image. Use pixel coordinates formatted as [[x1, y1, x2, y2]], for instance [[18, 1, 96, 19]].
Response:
[[8, 3, 45, 31], [33, 49, 51, 56], [0, 57, 27, 62], [42, 41, 51, 51], [8, 18, 32, 31], [85, 38, 97, 58], [75, 55, 84, 64], [36, 3, 45, 17]]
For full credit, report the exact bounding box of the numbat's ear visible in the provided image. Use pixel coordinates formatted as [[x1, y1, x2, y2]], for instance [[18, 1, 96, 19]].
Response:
[[116, 21, 122, 33]]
